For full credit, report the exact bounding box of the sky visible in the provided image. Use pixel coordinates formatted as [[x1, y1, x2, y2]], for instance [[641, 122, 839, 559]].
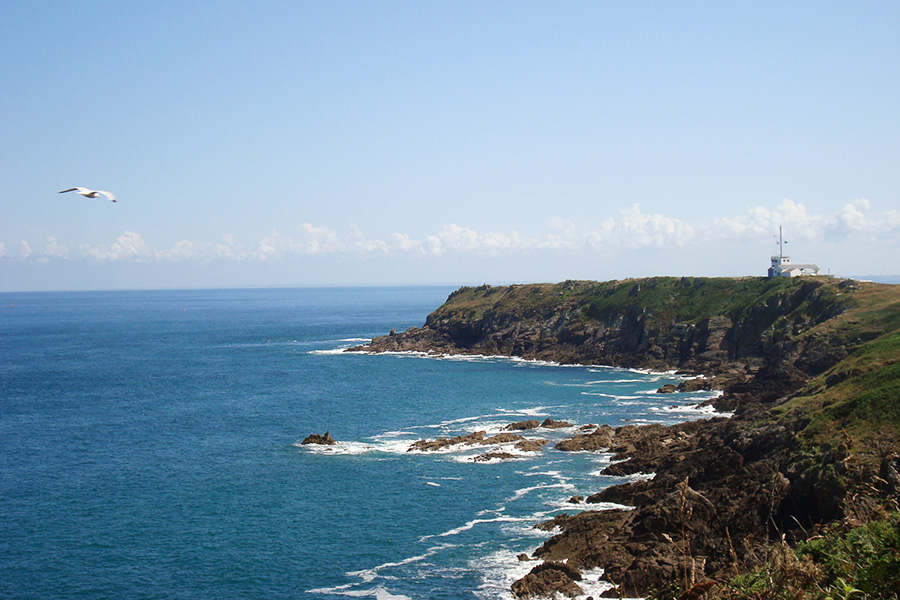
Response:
[[2, 1, 899, 291]]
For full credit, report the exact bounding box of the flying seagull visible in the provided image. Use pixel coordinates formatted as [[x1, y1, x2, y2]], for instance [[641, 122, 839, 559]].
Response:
[[59, 187, 117, 203]]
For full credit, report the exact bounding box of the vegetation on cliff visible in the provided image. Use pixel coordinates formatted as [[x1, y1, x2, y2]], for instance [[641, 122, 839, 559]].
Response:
[[355, 276, 900, 599]]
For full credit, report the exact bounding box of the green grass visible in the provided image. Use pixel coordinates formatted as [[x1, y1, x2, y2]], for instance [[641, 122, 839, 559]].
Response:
[[721, 513, 900, 600]]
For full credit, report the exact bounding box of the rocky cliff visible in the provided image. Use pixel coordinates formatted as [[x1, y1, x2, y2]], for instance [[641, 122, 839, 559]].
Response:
[[358, 277, 855, 388], [352, 276, 900, 598]]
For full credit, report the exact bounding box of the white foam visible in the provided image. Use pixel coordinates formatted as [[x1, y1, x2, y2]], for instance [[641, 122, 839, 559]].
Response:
[[494, 406, 554, 417], [305, 585, 413, 599], [309, 347, 354, 356], [508, 482, 575, 501], [295, 438, 412, 456], [346, 544, 454, 582], [472, 549, 539, 600], [651, 403, 730, 418], [580, 391, 648, 401], [420, 515, 528, 541], [425, 481, 441, 487]]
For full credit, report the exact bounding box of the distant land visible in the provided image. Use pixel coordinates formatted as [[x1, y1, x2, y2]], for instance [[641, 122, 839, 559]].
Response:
[[850, 275, 900, 284], [354, 276, 900, 599]]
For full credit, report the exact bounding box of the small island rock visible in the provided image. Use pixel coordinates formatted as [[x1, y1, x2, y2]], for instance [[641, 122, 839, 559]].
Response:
[[301, 432, 336, 445]]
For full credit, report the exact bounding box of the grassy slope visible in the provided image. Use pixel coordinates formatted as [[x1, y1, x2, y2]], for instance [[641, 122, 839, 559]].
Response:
[[767, 281, 900, 458], [433, 276, 849, 330]]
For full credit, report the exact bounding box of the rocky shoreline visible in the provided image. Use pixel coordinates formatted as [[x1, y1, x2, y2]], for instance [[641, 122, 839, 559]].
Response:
[[346, 278, 900, 598]]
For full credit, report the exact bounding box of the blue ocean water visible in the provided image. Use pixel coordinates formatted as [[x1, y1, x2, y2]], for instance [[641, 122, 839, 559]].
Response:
[[0, 287, 721, 600]]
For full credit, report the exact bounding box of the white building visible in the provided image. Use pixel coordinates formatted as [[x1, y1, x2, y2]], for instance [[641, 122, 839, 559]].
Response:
[[767, 227, 820, 278]]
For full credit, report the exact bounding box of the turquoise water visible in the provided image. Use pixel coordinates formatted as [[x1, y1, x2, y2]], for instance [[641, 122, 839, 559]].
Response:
[[0, 287, 719, 599]]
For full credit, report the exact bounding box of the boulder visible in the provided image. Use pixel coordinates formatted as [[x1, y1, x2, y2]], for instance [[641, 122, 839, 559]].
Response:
[[511, 561, 583, 599], [541, 418, 573, 429], [505, 420, 541, 431]]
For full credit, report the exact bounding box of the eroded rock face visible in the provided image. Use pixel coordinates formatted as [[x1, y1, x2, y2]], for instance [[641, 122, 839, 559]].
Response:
[[300, 432, 336, 445]]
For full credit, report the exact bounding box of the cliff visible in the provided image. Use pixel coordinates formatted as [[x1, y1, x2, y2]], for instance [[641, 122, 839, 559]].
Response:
[[352, 276, 900, 598], [359, 276, 858, 382]]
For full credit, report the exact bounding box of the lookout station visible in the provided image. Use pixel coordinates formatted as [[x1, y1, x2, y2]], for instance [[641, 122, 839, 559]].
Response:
[[768, 227, 820, 278]]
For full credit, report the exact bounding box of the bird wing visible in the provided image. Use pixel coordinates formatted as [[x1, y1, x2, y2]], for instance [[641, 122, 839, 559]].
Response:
[[97, 190, 117, 202], [59, 188, 79, 193]]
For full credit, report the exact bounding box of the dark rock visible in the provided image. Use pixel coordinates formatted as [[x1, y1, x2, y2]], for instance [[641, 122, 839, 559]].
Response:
[[516, 439, 549, 452], [657, 384, 677, 393], [511, 561, 583, 599], [555, 424, 615, 451], [408, 431, 485, 452], [567, 495, 584, 504], [481, 432, 525, 445], [300, 432, 336, 445], [473, 451, 517, 462], [541, 418, 573, 429], [505, 420, 541, 431]]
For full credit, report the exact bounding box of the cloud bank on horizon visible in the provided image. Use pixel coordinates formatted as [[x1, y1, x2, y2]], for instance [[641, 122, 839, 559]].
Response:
[[3, 198, 897, 269]]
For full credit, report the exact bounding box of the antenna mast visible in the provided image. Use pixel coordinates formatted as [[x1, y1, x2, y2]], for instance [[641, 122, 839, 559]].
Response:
[[779, 226, 783, 260]]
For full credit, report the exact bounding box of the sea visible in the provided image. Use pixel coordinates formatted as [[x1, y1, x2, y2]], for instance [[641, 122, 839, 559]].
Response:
[[0, 286, 723, 600]]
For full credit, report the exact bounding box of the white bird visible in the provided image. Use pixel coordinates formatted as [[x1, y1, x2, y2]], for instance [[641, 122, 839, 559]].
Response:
[[59, 187, 117, 203]]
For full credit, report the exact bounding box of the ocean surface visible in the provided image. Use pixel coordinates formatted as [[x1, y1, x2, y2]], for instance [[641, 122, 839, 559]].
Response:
[[1, 287, 722, 600]]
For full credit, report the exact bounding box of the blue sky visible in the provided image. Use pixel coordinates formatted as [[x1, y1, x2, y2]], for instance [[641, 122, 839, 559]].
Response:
[[2, 1, 899, 291]]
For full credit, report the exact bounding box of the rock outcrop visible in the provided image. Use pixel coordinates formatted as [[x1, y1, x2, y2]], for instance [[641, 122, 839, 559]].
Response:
[[300, 432, 336, 445]]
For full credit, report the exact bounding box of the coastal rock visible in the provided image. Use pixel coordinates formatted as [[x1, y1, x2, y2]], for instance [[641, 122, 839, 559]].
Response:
[[505, 420, 541, 431], [481, 432, 525, 445], [408, 431, 485, 451], [300, 432, 336, 445], [541, 418, 573, 429], [555, 424, 615, 451], [516, 439, 549, 452], [511, 561, 583, 599], [656, 383, 677, 393], [473, 451, 517, 462]]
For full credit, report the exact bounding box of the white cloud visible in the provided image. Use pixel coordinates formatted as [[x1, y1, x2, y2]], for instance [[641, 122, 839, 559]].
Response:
[[80, 231, 150, 261], [43, 237, 69, 259], [706, 199, 823, 241], [9, 199, 900, 274], [393, 232, 425, 254]]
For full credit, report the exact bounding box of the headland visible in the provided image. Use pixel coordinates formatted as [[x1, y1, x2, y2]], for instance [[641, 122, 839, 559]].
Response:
[[350, 276, 900, 599]]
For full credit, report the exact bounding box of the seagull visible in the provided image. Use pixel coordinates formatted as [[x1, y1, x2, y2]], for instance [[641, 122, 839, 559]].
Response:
[[59, 187, 117, 203]]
